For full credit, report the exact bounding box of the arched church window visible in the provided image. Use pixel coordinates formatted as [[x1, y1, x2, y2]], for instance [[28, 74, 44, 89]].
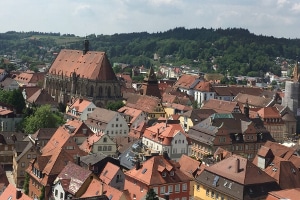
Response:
[[90, 85, 94, 97], [98, 86, 102, 97], [107, 86, 111, 97]]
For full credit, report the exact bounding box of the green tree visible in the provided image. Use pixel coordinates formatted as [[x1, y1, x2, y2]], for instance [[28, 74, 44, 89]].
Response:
[[23, 173, 29, 195], [23, 104, 65, 134], [146, 188, 159, 200], [106, 101, 125, 111], [39, 186, 45, 200], [8, 89, 26, 113]]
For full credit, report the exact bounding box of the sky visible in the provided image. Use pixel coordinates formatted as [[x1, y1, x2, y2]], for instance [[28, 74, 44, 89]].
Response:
[[1, 0, 300, 39]]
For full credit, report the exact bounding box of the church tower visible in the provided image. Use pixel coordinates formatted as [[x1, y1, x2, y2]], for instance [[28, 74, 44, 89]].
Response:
[[140, 66, 161, 99], [282, 60, 300, 133]]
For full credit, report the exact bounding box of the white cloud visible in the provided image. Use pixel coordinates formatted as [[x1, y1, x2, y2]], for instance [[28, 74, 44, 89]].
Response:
[[292, 3, 300, 12]]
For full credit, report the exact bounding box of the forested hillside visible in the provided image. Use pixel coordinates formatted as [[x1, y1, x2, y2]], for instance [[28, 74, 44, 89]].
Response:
[[1, 28, 300, 77]]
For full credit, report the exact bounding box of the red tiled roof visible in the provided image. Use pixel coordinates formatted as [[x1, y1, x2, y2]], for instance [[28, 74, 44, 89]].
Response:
[[69, 98, 93, 113], [0, 184, 32, 200], [194, 81, 214, 92], [143, 122, 189, 145], [81, 179, 123, 200], [49, 50, 117, 81], [125, 155, 191, 186], [173, 74, 199, 89], [202, 99, 240, 113], [99, 162, 120, 185], [266, 188, 300, 200], [178, 154, 203, 178], [57, 161, 92, 195], [257, 107, 281, 118]]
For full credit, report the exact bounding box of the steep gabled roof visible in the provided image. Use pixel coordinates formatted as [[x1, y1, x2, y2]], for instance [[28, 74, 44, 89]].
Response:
[[27, 88, 57, 105], [48, 50, 117, 81], [87, 107, 117, 123], [173, 74, 200, 89], [0, 184, 31, 200], [69, 98, 94, 113], [56, 161, 92, 195], [99, 162, 121, 185], [125, 155, 191, 186]]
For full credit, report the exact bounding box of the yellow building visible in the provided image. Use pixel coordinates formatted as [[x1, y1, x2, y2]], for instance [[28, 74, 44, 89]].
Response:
[[194, 155, 280, 200]]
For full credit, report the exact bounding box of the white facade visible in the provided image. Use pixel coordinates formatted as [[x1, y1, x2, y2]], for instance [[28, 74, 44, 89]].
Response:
[[89, 113, 129, 137], [142, 131, 191, 161], [52, 181, 67, 200], [194, 90, 215, 107], [70, 102, 96, 121]]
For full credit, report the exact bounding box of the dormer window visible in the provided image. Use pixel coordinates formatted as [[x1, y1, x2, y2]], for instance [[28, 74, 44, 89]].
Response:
[[170, 171, 174, 176], [162, 172, 167, 177]]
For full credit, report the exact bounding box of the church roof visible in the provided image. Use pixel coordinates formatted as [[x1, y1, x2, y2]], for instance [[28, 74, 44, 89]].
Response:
[[48, 49, 117, 81]]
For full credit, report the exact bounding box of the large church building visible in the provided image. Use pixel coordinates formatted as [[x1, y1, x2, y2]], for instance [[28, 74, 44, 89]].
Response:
[[44, 39, 122, 107]]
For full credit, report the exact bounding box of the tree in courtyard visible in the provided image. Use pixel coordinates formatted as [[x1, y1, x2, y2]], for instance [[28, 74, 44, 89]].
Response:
[[146, 188, 159, 200], [23, 104, 65, 134], [39, 186, 45, 200], [23, 173, 29, 195], [106, 101, 125, 111]]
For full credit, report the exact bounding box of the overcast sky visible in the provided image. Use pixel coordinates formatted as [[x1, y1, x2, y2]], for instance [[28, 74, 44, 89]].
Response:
[[1, 0, 300, 39]]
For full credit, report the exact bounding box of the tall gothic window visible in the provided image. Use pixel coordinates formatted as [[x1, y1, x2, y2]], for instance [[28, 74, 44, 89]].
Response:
[[107, 86, 111, 97], [98, 86, 102, 97], [90, 85, 94, 97]]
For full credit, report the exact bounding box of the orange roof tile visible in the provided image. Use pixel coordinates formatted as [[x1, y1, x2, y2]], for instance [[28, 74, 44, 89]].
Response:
[[143, 122, 189, 145], [257, 107, 281, 118], [173, 74, 199, 89], [202, 99, 241, 113], [0, 184, 32, 200], [126, 155, 191, 186], [266, 188, 300, 200], [99, 162, 120, 185], [49, 50, 117, 81], [69, 98, 93, 113], [81, 179, 123, 200], [194, 81, 214, 92]]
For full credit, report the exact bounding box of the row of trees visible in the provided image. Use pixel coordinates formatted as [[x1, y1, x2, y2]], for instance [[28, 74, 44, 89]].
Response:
[[1, 27, 300, 77]]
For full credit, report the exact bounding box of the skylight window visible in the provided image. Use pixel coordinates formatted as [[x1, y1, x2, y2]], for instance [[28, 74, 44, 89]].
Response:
[[223, 181, 228, 187], [212, 176, 219, 187], [142, 168, 147, 174]]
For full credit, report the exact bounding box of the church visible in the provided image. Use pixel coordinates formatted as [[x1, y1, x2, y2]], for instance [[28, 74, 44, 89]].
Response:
[[43, 39, 122, 107]]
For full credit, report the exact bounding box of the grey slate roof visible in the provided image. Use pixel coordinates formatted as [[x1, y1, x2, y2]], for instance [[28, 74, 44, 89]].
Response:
[[80, 152, 108, 166]]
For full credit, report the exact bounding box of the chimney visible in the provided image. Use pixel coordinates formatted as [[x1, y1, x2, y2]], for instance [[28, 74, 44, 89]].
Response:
[[135, 160, 141, 170], [235, 158, 240, 173], [16, 188, 22, 199], [79, 98, 83, 104], [76, 156, 80, 166], [83, 38, 89, 55]]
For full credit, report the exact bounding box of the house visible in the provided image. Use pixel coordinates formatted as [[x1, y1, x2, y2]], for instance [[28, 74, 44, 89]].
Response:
[[52, 161, 96, 199], [0, 132, 26, 169], [193, 81, 215, 107], [163, 103, 192, 118], [188, 113, 274, 160], [118, 106, 148, 130], [178, 155, 204, 199], [255, 107, 285, 143], [21, 86, 41, 102], [124, 155, 191, 200], [173, 74, 201, 96], [12, 132, 51, 188], [13, 141, 38, 188], [0, 77, 19, 91], [124, 94, 166, 119], [99, 162, 125, 190], [179, 108, 216, 132], [142, 120, 191, 161], [213, 85, 264, 101], [266, 188, 300, 200], [81, 179, 128, 200], [194, 154, 280, 200], [14, 71, 45, 87], [80, 132, 117, 157], [63, 119, 94, 145], [26, 147, 75, 199], [79, 152, 120, 176], [85, 107, 129, 137], [66, 98, 96, 121], [0, 105, 22, 131], [0, 183, 31, 200], [253, 141, 300, 189], [233, 93, 275, 108], [201, 99, 242, 113], [26, 88, 58, 110]]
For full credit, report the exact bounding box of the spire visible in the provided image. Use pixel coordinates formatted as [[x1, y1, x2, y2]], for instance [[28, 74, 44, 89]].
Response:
[[145, 66, 157, 82]]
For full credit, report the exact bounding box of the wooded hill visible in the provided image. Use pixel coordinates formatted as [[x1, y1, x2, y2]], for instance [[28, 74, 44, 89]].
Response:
[[1, 28, 300, 77]]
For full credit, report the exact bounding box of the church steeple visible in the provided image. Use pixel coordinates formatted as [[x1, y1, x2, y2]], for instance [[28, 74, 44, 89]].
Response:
[[140, 66, 161, 99]]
